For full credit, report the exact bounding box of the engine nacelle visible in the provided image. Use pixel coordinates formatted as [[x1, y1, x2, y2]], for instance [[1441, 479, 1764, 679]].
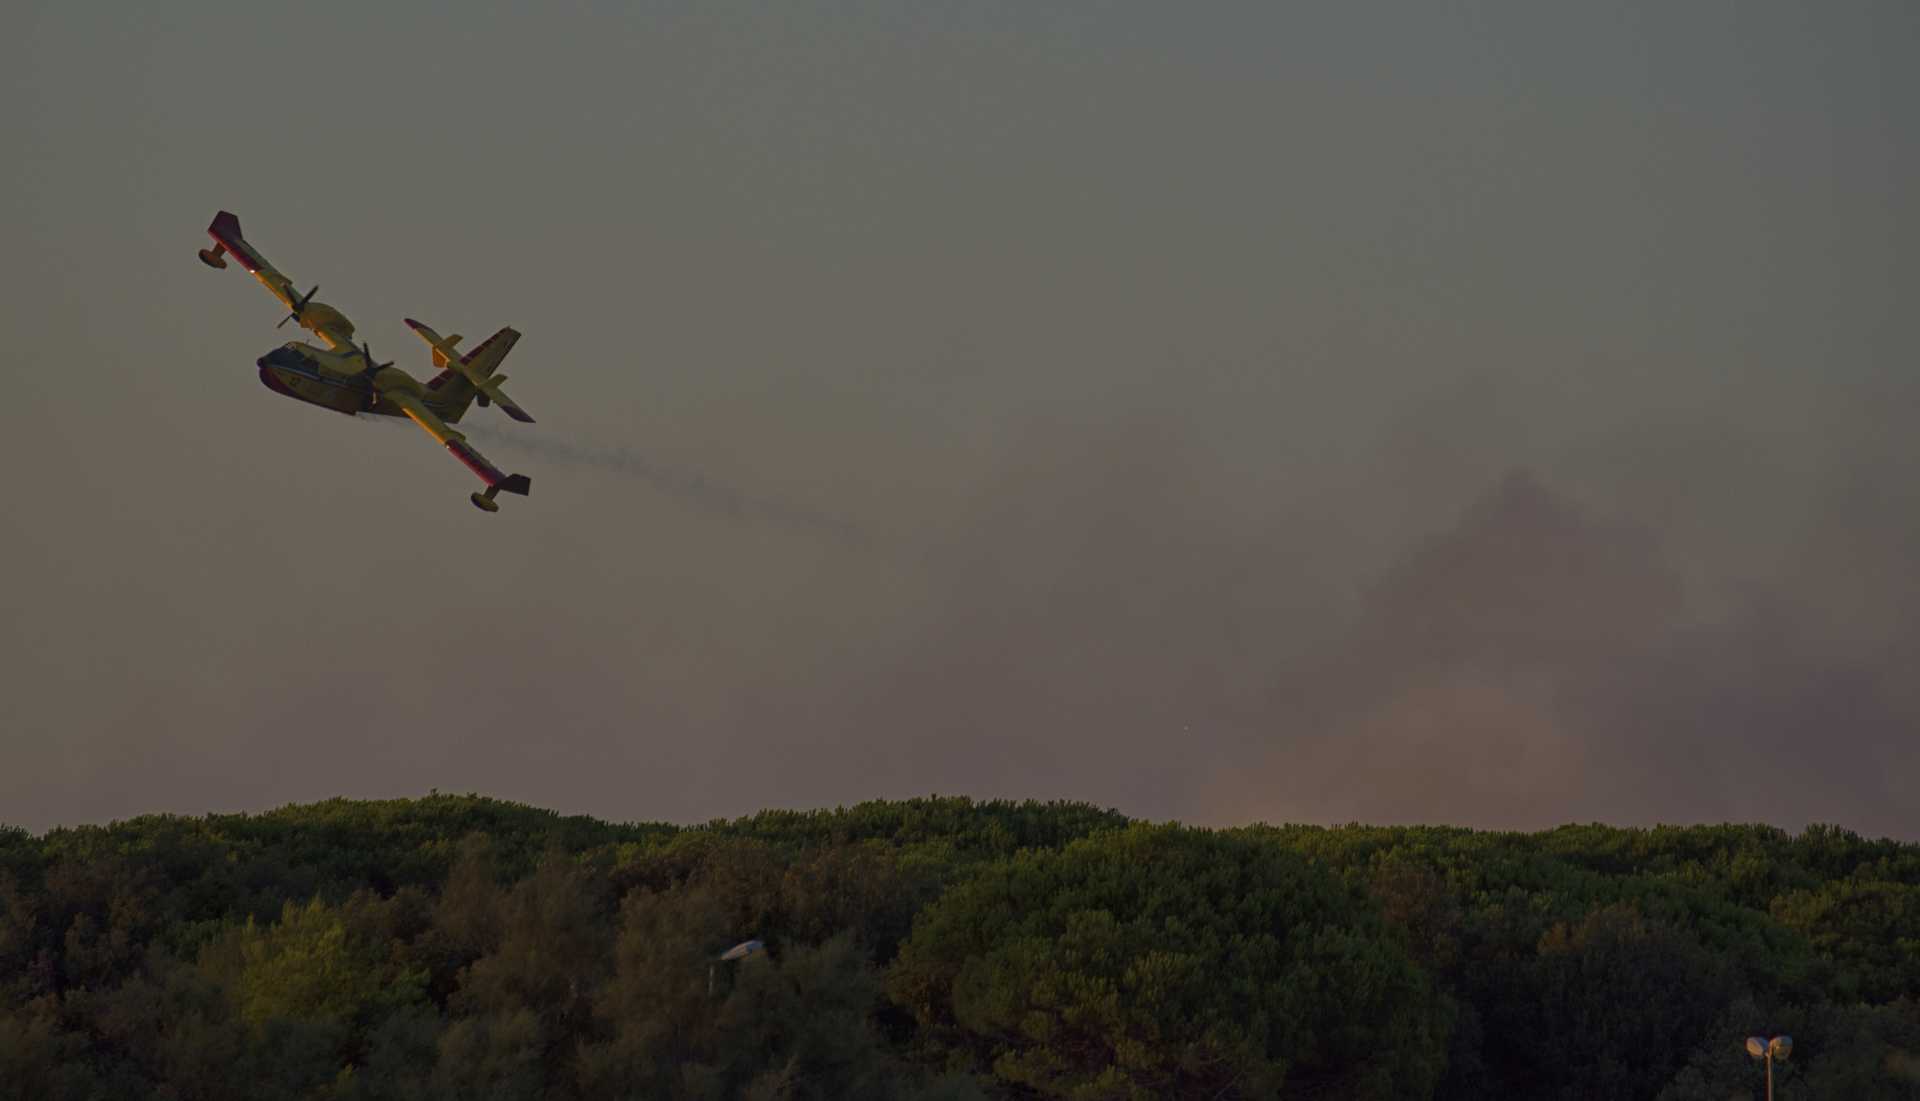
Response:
[[298, 302, 355, 339], [197, 247, 228, 269]]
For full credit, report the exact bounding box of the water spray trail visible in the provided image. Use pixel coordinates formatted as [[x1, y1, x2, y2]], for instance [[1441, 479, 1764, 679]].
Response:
[[466, 426, 867, 547]]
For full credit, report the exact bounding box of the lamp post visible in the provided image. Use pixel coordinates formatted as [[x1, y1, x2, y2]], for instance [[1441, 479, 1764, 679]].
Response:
[[710, 938, 764, 996], [1745, 1034, 1792, 1100]]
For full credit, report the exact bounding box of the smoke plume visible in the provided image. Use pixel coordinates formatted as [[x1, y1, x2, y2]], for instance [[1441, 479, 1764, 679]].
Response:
[[467, 426, 868, 547]]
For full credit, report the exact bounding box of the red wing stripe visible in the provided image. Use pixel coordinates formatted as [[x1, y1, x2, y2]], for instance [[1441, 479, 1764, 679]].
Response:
[[445, 439, 507, 487], [206, 212, 270, 275], [461, 331, 499, 365]]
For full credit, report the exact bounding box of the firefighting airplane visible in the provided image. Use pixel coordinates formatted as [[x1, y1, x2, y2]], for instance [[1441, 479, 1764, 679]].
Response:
[[198, 211, 535, 512]]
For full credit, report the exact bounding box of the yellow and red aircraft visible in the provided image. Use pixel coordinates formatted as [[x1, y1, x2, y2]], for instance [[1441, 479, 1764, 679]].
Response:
[[199, 211, 535, 512]]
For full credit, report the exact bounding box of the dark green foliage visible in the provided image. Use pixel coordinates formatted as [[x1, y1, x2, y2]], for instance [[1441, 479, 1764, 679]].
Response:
[[1495, 903, 1736, 1098], [1658, 997, 1920, 1100], [711, 797, 1131, 860], [1, 797, 1916, 1098], [889, 824, 1449, 1099], [1771, 879, 1920, 1002], [0, 996, 98, 1100]]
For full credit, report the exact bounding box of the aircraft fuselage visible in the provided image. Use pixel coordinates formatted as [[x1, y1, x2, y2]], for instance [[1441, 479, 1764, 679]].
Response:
[[255, 342, 463, 422]]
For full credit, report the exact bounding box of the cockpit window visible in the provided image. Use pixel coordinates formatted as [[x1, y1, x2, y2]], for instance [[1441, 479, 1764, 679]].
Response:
[[262, 345, 316, 369]]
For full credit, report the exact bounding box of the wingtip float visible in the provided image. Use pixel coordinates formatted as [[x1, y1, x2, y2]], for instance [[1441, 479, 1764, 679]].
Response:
[[200, 211, 536, 513]]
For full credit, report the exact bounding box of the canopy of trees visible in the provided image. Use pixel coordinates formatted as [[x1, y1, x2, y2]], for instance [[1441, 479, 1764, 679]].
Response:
[[1, 796, 1917, 1099]]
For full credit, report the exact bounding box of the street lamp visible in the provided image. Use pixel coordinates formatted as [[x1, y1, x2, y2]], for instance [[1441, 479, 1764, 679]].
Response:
[[1745, 1035, 1792, 1100], [710, 938, 765, 995]]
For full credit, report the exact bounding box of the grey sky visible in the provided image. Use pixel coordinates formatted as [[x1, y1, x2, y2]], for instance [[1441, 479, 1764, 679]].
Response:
[[4, 2, 1916, 837]]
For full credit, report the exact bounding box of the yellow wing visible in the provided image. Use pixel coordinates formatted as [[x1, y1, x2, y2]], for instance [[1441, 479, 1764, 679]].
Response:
[[384, 389, 532, 509], [202, 211, 358, 351]]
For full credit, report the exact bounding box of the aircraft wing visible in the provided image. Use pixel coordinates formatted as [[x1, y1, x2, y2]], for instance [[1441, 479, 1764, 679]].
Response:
[[384, 389, 531, 501], [203, 211, 358, 350]]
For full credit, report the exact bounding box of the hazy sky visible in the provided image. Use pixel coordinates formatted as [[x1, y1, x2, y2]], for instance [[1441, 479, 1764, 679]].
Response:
[[5, 2, 1917, 837]]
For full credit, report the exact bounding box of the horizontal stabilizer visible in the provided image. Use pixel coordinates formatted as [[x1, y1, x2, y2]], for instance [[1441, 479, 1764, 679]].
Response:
[[409, 320, 534, 423], [495, 395, 536, 423]]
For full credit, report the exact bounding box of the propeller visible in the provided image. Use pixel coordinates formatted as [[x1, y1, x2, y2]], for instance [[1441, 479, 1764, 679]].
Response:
[[356, 341, 394, 380], [355, 342, 396, 413], [276, 285, 321, 329]]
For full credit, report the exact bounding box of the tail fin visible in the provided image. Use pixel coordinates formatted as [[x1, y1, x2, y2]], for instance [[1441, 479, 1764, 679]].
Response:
[[405, 318, 461, 363], [408, 319, 534, 423], [430, 335, 464, 368], [408, 319, 513, 377]]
